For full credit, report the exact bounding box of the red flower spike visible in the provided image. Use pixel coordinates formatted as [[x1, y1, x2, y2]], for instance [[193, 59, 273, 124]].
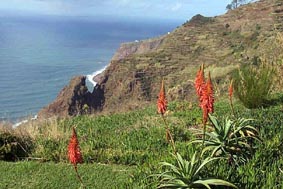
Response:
[[206, 72, 214, 114], [199, 72, 214, 124], [195, 64, 205, 98], [68, 127, 83, 165], [229, 79, 233, 100], [157, 80, 167, 115]]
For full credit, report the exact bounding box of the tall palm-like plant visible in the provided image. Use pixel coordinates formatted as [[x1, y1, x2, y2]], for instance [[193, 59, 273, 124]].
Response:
[[157, 152, 237, 188], [192, 115, 260, 164]]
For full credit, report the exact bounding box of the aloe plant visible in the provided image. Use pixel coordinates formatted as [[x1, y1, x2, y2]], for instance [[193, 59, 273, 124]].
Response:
[[156, 152, 237, 188], [192, 115, 260, 163]]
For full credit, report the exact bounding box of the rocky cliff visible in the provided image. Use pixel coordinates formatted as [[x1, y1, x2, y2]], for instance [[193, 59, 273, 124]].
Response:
[[39, 0, 283, 118], [38, 76, 104, 118]]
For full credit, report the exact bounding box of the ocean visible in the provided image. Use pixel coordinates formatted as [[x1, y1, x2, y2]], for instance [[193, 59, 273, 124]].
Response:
[[0, 15, 180, 123]]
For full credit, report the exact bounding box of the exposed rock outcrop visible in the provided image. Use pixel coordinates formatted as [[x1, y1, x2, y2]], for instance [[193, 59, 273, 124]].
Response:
[[38, 76, 104, 118]]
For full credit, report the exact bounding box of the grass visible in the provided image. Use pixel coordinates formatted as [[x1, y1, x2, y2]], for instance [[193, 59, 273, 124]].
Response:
[[0, 161, 136, 189], [1, 99, 283, 188]]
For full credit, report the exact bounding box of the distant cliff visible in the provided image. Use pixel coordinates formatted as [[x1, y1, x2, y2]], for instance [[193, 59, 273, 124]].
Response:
[[39, 0, 283, 118], [111, 37, 165, 61], [38, 76, 104, 118]]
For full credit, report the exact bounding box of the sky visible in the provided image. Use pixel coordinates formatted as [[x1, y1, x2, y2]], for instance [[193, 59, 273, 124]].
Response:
[[0, 0, 233, 21]]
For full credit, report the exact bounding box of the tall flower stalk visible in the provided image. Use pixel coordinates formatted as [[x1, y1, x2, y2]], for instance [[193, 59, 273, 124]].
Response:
[[229, 79, 235, 116], [195, 66, 214, 145], [68, 127, 84, 185], [202, 72, 214, 144], [157, 79, 176, 154]]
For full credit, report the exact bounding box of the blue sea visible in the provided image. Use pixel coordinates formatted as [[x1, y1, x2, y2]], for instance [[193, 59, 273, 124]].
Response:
[[0, 15, 180, 123]]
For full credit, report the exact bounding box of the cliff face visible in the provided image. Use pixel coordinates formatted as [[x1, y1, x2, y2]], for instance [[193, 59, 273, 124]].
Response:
[[38, 76, 104, 118], [39, 0, 283, 118]]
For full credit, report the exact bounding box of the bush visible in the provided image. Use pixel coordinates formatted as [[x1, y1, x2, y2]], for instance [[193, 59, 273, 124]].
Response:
[[0, 132, 33, 161], [233, 60, 275, 108]]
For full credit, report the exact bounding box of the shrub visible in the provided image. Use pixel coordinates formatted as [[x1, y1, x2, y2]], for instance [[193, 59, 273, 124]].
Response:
[[233, 60, 275, 108], [0, 132, 33, 161]]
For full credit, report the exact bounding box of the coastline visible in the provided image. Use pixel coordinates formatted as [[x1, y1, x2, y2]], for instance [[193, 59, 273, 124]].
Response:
[[86, 65, 108, 87], [5, 66, 108, 128], [12, 115, 38, 128]]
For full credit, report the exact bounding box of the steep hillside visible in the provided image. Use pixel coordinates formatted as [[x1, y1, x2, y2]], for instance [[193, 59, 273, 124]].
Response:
[[39, 0, 283, 117], [94, 0, 282, 113]]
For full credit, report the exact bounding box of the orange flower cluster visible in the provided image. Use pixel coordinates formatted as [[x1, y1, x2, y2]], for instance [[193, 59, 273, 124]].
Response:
[[195, 64, 205, 98], [157, 80, 167, 115], [195, 65, 214, 124], [68, 127, 83, 165]]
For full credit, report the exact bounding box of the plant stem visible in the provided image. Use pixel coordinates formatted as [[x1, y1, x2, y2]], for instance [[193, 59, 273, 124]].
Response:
[[161, 114, 177, 155], [73, 164, 84, 187], [203, 120, 206, 146], [229, 97, 235, 117]]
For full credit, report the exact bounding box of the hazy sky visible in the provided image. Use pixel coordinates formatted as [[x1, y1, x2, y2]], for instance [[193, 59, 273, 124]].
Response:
[[0, 0, 233, 21]]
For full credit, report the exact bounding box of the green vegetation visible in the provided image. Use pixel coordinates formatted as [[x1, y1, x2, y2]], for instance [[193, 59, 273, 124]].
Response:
[[156, 153, 237, 188], [0, 161, 136, 189], [1, 99, 283, 188], [192, 115, 260, 164], [0, 132, 33, 161], [233, 61, 275, 108], [1, 3, 283, 186]]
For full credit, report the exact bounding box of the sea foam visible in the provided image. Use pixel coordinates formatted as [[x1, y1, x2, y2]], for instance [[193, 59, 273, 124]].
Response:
[[13, 114, 38, 128], [86, 65, 107, 87]]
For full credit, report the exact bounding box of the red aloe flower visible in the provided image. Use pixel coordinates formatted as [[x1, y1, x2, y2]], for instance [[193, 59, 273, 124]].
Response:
[[157, 80, 167, 115], [206, 72, 214, 114], [195, 64, 205, 98], [229, 79, 233, 100], [68, 127, 83, 165], [199, 72, 214, 124], [68, 127, 83, 185]]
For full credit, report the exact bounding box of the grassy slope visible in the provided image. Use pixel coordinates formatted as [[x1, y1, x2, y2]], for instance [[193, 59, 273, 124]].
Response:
[[0, 161, 136, 189], [2, 99, 283, 188]]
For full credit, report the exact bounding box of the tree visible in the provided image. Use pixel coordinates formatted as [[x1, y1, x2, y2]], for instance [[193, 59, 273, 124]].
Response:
[[226, 0, 247, 10]]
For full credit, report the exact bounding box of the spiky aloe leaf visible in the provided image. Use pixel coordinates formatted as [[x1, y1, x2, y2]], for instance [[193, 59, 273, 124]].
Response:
[[156, 153, 237, 189], [191, 115, 260, 164], [193, 178, 238, 188]]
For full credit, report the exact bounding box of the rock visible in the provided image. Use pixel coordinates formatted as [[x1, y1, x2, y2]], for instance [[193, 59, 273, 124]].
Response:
[[38, 76, 104, 118]]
